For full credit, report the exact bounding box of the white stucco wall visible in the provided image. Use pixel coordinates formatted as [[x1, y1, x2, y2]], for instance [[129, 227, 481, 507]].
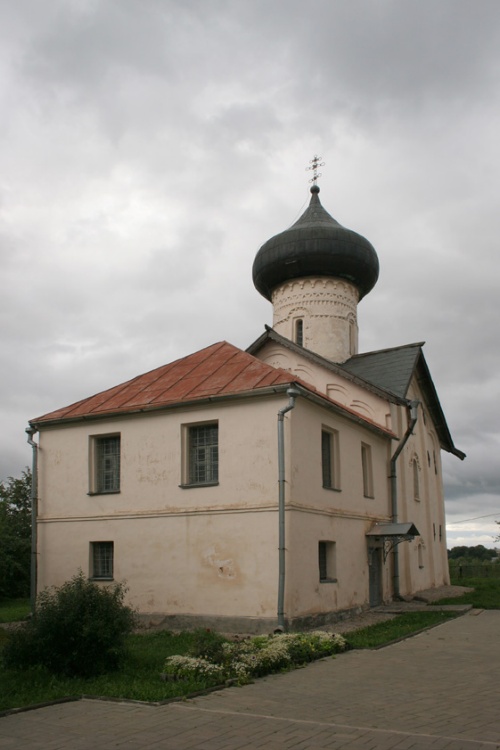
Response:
[[36, 370, 450, 630], [37, 396, 285, 623], [255, 340, 392, 431], [389, 381, 450, 595], [283, 397, 393, 619], [38, 512, 280, 618]]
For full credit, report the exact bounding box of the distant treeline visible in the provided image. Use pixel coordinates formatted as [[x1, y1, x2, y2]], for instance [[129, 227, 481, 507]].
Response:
[[448, 545, 498, 562]]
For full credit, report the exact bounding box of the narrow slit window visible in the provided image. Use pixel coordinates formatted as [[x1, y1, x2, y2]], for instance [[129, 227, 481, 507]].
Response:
[[322, 429, 340, 490], [361, 443, 374, 498], [295, 319, 304, 347], [349, 319, 357, 355], [413, 458, 420, 501]]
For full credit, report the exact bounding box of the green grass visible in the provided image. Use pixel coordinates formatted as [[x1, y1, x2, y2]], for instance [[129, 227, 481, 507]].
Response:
[[0, 610, 464, 714], [437, 577, 500, 610], [0, 598, 30, 623], [345, 611, 459, 649], [0, 630, 217, 714]]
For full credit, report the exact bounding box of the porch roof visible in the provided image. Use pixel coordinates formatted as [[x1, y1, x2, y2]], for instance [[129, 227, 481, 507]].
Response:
[[366, 522, 420, 538]]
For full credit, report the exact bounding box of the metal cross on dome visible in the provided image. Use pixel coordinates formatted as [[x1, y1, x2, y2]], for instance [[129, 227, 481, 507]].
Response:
[[306, 155, 325, 184]]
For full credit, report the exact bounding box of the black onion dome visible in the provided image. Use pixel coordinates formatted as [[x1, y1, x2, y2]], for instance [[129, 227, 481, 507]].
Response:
[[252, 185, 379, 301]]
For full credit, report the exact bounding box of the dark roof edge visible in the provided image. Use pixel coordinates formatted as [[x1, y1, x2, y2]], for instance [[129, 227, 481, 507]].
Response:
[[246, 326, 408, 406], [247, 328, 465, 460], [415, 352, 466, 461], [347, 341, 426, 359]]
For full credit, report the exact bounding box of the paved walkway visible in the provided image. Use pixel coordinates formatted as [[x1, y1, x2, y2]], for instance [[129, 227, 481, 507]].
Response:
[[1, 610, 499, 749]]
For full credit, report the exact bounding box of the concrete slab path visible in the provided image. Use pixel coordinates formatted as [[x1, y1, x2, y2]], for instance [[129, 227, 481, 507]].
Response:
[[1, 609, 499, 749]]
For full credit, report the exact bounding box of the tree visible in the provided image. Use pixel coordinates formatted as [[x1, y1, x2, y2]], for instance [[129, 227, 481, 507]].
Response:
[[448, 544, 497, 563], [0, 469, 32, 599]]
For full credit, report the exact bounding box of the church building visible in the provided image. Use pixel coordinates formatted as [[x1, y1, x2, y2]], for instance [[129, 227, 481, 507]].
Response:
[[28, 178, 465, 633]]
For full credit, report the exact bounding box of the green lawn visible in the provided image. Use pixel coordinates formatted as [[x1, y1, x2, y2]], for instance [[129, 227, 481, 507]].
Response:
[[0, 630, 211, 714], [0, 598, 30, 624], [344, 611, 458, 649], [437, 577, 500, 610], [3, 575, 495, 714], [0, 610, 465, 714]]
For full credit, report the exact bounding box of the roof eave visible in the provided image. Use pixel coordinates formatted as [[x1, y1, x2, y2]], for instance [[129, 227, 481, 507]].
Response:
[[30, 380, 396, 440], [415, 353, 466, 461], [29, 384, 295, 429]]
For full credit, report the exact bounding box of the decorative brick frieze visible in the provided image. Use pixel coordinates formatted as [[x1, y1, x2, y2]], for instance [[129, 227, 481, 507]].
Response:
[[271, 276, 359, 362]]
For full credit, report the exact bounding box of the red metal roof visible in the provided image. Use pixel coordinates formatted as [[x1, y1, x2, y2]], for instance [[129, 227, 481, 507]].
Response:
[[33, 341, 297, 424], [32, 340, 397, 439]]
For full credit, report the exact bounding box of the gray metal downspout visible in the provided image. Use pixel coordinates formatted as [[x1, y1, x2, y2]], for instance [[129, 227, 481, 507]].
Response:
[[389, 400, 419, 599], [277, 387, 300, 631], [26, 426, 38, 615]]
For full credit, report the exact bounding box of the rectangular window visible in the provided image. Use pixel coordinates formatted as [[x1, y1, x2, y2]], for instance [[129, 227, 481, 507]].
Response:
[[186, 423, 219, 486], [322, 429, 340, 490], [361, 443, 374, 498], [91, 541, 114, 579], [92, 435, 120, 494], [319, 541, 337, 582]]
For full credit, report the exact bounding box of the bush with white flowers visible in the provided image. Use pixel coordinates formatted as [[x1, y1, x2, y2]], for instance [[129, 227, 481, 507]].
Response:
[[163, 630, 347, 686], [163, 654, 226, 681]]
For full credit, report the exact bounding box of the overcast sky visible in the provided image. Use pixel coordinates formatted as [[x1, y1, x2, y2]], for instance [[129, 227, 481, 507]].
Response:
[[1, 0, 499, 548]]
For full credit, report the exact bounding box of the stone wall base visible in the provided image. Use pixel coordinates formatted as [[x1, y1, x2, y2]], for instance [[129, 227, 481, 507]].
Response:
[[135, 605, 369, 635]]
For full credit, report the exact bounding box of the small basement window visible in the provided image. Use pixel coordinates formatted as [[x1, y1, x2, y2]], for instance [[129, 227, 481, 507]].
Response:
[[319, 541, 337, 582]]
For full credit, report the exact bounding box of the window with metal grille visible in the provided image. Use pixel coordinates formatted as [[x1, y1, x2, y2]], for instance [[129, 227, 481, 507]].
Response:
[[322, 429, 340, 490], [188, 423, 218, 485], [95, 435, 120, 493], [319, 541, 337, 582], [91, 541, 114, 579]]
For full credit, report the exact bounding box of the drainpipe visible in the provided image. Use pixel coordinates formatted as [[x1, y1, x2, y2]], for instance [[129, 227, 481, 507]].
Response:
[[26, 426, 39, 615], [389, 400, 419, 599], [277, 387, 300, 631]]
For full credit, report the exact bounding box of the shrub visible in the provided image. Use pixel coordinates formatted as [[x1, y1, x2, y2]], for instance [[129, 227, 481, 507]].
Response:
[[2, 572, 136, 677], [163, 655, 226, 682], [164, 630, 348, 685], [188, 628, 227, 664]]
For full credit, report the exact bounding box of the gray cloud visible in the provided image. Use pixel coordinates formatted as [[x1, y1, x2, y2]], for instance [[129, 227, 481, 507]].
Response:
[[1, 0, 499, 544]]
